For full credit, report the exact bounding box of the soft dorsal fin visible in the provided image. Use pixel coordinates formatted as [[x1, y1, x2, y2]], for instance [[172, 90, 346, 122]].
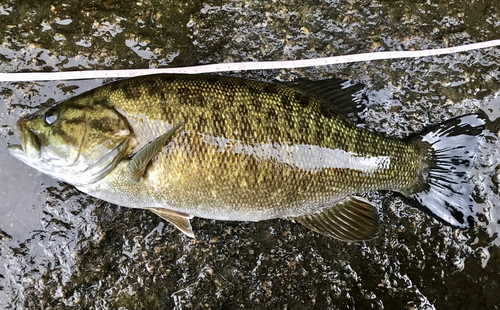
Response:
[[128, 121, 183, 181], [147, 207, 195, 238], [293, 196, 378, 242], [277, 79, 366, 120]]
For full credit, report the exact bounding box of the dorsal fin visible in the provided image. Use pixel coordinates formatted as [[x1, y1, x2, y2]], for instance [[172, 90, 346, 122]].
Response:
[[277, 79, 366, 121], [128, 121, 183, 181], [293, 196, 378, 242], [147, 207, 195, 238]]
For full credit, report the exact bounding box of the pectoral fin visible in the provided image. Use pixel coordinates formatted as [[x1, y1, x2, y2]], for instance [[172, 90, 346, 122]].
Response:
[[147, 207, 195, 238], [293, 196, 378, 242], [128, 121, 183, 181]]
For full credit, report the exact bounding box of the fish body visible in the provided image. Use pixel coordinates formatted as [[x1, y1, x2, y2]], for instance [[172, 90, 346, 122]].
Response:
[[9, 74, 485, 241]]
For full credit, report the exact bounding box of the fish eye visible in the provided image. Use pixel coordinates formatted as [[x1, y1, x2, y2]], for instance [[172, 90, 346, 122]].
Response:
[[44, 110, 57, 125]]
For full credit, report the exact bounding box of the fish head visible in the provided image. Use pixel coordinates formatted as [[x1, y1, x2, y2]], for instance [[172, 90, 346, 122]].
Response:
[[9, 97, 133, 186]]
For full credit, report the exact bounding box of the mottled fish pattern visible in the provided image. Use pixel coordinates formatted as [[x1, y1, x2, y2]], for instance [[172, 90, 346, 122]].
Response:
[[10, 74, 486, 241]]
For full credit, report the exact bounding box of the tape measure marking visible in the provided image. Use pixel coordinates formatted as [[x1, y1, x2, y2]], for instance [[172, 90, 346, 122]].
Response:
[[0, 39, 499, 82]]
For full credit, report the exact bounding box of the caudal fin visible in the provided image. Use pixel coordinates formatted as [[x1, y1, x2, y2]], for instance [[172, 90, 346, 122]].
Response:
[[410, 113, 486, 228]]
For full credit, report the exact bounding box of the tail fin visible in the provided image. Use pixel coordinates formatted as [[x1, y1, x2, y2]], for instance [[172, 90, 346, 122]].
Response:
[[410, 114, 486, 228]]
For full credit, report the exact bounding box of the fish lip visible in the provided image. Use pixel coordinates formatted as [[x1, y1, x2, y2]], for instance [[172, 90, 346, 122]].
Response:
[[7, 144, 23, 154], [7, 119, 29, 160], [17, 119, 27, 152], [15, 119, 40, 159], [7, 144, 26, 163]]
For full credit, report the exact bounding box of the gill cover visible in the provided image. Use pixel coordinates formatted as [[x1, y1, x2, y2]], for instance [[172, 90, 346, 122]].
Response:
[[9, 98, 132, 186]]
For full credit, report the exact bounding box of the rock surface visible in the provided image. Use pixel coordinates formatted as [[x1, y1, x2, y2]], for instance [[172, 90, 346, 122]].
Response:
[[1, 0, 500, 309]]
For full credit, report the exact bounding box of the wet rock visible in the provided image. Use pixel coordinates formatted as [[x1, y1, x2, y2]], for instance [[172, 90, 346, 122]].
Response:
[[1, 0, 500, 309]]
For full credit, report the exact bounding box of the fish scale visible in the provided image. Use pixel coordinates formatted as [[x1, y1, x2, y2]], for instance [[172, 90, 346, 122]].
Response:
[[10, 74, 486, 241], [80, 75, 424, 218]]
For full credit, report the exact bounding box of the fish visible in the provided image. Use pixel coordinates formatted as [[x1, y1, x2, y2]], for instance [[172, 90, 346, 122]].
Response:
[[8, 74, 486, 241]]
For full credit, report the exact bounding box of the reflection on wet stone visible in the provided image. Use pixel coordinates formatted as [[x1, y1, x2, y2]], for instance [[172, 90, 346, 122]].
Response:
[[1, 0, 500, 309]]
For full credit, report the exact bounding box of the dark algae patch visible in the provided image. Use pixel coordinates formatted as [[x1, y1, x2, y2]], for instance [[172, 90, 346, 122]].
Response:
[[1, 0, 500, 309]]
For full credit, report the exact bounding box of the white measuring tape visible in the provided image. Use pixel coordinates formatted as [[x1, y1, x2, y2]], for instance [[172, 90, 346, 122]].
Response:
[[1, 40, 499, 82]]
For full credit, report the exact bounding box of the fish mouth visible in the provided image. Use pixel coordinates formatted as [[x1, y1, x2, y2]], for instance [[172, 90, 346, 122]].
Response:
[[10, 119, 41, 159]]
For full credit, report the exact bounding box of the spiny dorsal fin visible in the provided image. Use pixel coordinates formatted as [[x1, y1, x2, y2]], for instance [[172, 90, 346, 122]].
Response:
[[277, 79, 366, 120], [128, 121, 183, 181], [147, 207, 195, 238], [293, 196, 378, 242]]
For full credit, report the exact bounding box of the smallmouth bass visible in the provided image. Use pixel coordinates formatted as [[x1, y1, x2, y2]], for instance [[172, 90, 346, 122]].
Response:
[[9, 74, 485, 241]]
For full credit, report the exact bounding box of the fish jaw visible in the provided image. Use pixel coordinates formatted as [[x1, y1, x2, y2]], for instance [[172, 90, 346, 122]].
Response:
[[7, 142, 62, 179], [17, 119, 40, 159], [9, 133, 129, 189], [8, 143, 32, 165], [8, 140, 129, 187], [8, 119, 45, 171]]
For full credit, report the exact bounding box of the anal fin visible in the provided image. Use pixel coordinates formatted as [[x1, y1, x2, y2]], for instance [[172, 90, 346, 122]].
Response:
[[293, 196, 378, 242], [147, 207, 195, 238]]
